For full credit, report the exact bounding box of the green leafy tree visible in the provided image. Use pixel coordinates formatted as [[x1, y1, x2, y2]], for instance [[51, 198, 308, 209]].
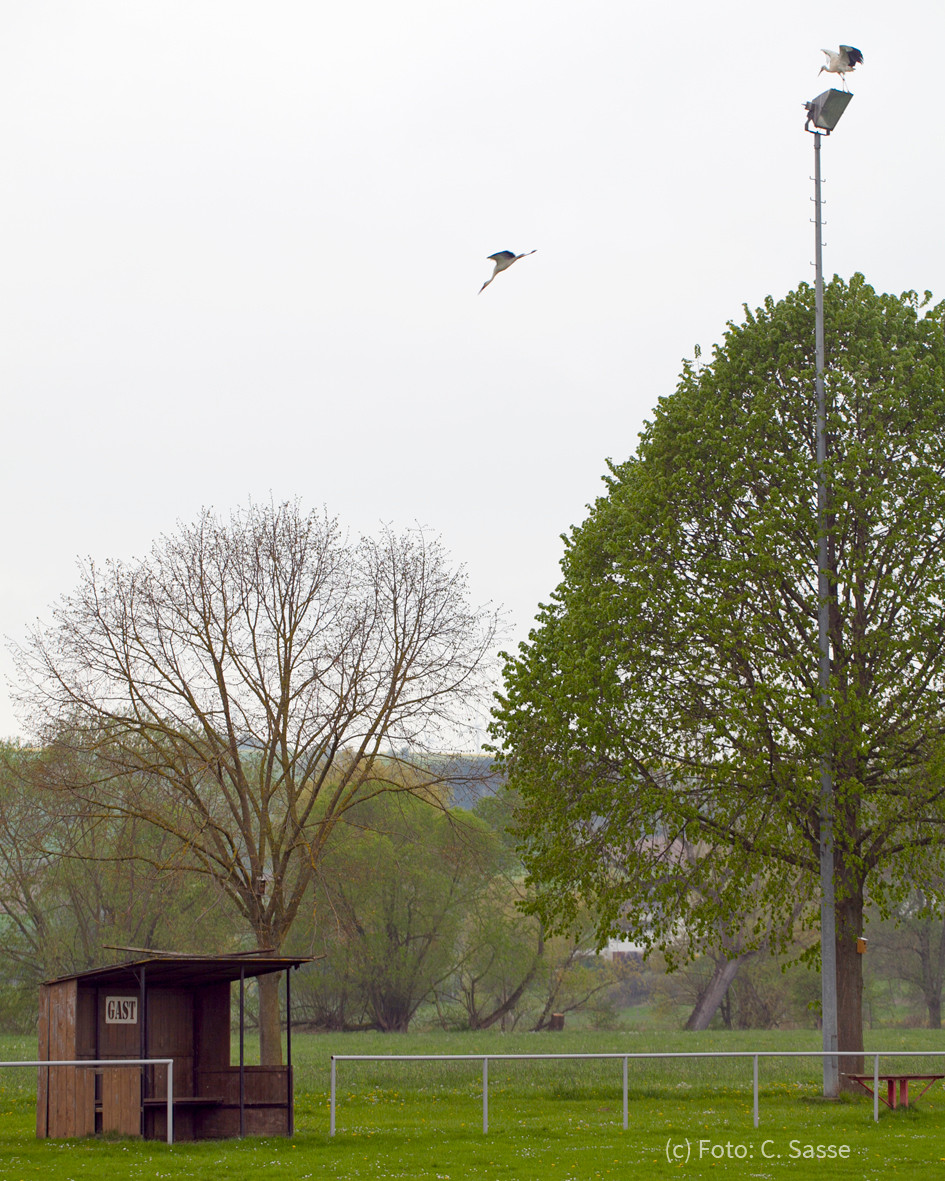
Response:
[[435, 787, 547, 1030], [491, 276, 945, 1079], [0, 744, 234, 1030], [525, 924, 619, 1032], [442, 873, 544, 1031], [299, 792, 498, 1031]]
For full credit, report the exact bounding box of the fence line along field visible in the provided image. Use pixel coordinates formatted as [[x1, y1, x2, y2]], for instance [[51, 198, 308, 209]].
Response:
[[4, 1029, 945, 1178]]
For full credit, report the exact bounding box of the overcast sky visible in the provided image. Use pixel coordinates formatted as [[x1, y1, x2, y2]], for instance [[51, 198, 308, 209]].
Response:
[[2, 1, 943, 742]]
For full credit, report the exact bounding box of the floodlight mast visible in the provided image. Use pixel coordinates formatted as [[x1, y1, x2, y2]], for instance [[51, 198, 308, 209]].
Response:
[[804, 87, 851, 1101]]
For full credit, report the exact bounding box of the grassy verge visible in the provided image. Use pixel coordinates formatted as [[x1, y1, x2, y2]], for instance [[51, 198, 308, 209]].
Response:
[[3, 1030, 945, 1178]]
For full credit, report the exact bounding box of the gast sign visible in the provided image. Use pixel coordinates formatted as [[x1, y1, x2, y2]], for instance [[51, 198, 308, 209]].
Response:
[[104, 996, 138, 1024]]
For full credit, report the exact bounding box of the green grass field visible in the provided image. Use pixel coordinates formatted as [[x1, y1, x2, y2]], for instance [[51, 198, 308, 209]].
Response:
[[4, 1029, 945, 1178]]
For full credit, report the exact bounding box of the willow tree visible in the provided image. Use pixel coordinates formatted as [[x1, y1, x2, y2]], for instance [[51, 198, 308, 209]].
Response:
[[491, 275, 945, 1073], [15, 500, 498, 1062], [0, 743, 233, 1015]]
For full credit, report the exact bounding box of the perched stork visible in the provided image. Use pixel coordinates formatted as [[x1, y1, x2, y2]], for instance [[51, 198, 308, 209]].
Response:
[[819, 45, 863, 90], [478, 249, 536, 294]]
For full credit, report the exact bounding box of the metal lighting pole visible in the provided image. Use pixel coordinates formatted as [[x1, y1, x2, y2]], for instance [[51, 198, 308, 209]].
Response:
[[804, 87, 851, 1100], [812, 126, 838, 1100]]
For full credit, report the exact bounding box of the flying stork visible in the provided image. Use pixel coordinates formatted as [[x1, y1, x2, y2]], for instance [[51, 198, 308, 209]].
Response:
[[478, 249, 537, 294], [819, 45, 863, 90]]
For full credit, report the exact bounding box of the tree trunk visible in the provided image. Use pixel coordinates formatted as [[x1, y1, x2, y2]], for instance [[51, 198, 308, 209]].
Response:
[[920, 910, 945, 1029], [258, 972, 283, 1066], [835, 890, 864, 1087], [685, 956, 745, 1031], [468, 959, 541, 1030]]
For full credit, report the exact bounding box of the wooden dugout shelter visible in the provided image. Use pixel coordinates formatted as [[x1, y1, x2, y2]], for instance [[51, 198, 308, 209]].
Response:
[[37, 953, 309, 1141]]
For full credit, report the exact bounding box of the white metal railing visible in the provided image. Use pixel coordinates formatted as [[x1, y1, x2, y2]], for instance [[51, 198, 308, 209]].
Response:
[[0, 1058, 175, 1144], [328, 1050, 945, 1133]]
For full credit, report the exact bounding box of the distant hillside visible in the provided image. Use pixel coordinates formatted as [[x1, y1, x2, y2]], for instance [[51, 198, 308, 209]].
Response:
[[426, 752, 505, 810]]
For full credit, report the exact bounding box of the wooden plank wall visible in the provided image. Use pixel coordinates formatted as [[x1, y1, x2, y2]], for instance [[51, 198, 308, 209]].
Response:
[[196, 1066, 289, 1105], [195, 1101, 289, 1139], [102, 1068, 142, 1137], [36, 981, 95, 1139], [36, 986, 49, 1138], [193, 1067, 290, 1138], [194, 982, 230, 1073], [76, 987, 96, 1057], [96, 989, 141, 1058], [147, 988, 195, 1098]]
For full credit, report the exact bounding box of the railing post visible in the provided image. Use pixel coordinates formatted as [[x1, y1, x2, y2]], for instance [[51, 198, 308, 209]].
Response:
[[753, 1055, 759, 1128], [330, 1057, 336, 1136], [166, 1058, 174, 1145], [622, 1057, 628, 1130], [483, 1057, 489, 1133]]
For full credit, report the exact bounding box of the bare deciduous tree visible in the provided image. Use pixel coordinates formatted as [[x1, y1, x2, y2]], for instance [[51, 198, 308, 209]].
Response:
[[13, 501, 499, 1062]]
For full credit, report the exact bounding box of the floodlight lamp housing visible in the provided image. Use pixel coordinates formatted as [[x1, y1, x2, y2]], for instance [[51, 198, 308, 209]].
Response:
[[804, 88, 853, 133]]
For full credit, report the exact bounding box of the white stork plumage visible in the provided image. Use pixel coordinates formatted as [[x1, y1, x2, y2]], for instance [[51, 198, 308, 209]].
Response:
[[478, 249, 537, 294], [819, 45, 863, 90]]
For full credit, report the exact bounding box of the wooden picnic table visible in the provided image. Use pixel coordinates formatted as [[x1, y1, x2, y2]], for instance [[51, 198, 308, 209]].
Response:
[[844, 1073, 945, 1110]]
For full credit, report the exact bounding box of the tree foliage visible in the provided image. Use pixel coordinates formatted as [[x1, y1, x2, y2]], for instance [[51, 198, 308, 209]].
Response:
[[287, 785, 611, 1035], [13, 500, 499, 1058], [491, 275, 945, 1065], [303, 793, 496, 1032], [0, 744, 234, 1030]]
